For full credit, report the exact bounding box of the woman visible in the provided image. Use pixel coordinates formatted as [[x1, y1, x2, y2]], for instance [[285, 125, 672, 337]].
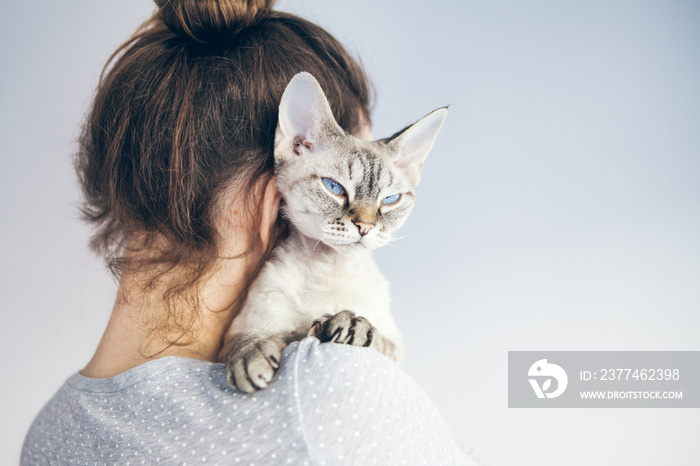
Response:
[[21, 0, 477, 464]]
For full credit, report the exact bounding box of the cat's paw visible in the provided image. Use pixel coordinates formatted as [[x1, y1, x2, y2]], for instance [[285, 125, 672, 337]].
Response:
[[221, 335, 284, 393], [307, 310, 375, 347]]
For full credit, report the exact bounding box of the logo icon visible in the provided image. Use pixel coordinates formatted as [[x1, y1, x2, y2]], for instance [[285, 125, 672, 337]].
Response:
[[528, 359, 568, 399]]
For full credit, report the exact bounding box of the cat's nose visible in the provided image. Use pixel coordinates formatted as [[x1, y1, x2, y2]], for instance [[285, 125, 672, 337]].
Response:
[[354, 222, 375, 236]]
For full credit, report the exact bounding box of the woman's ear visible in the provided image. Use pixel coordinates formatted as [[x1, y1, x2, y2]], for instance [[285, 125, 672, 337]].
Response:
[[258, 175, 282, 251]]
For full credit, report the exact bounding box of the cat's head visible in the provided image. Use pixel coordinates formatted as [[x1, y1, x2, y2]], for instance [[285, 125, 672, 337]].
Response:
[[274, 72, 447, 253]]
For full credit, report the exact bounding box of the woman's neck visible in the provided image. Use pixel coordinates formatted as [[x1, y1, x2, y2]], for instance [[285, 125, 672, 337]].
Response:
[[81, 256, 253, 379]]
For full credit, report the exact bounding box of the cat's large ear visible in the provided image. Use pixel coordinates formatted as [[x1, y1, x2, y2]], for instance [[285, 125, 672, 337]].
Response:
[[388, 107, 447, 187], [275, 72, 342, 162]]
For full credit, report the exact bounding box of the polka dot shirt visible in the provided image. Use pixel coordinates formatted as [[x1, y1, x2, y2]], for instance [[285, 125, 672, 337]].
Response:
[[21, 337, 480, 465]]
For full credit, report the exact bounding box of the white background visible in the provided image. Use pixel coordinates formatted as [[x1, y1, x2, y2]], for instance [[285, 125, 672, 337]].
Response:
[[1, 1, 699, 465]]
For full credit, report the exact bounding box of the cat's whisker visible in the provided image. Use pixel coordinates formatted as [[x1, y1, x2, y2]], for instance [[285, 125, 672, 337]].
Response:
[[388, 233, 423, 242], [380, 236, 408, 250]]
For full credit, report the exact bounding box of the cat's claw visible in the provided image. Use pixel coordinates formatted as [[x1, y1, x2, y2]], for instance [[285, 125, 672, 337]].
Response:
[[222, 336, 284, 393], [308, 310, 375, 347]]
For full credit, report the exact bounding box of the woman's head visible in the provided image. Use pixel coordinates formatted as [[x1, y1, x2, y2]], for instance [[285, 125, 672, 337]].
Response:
[[76, 0, 372, 344]]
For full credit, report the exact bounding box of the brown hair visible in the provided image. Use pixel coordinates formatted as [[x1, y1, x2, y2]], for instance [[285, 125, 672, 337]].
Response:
[[76, 0, 372, 348]]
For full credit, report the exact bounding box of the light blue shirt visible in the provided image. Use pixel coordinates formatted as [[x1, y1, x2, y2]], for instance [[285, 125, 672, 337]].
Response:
[[22, 337, 481, 465]]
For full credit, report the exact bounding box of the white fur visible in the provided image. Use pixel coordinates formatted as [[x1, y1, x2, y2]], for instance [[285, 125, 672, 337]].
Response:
[[230, 228, 404, 361]]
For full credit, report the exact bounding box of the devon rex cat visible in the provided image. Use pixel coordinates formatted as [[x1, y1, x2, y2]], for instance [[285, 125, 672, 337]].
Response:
[[219, 72, 447, 392]]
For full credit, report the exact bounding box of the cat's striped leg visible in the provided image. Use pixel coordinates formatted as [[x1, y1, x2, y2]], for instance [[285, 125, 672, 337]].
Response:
[[307, 310, 402, 363], [218, 332, 286, 393]]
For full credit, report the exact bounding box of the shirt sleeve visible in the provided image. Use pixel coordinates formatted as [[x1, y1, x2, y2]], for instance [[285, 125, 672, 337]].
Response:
[[288, 337, 480, 466]]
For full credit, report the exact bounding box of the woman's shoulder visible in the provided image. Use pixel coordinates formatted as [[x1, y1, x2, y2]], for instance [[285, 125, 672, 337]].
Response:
[[23, 345, 310, 464], [280, 336, 432, 411], [22, 339, 478, 465], [278, 338, 478, 465]]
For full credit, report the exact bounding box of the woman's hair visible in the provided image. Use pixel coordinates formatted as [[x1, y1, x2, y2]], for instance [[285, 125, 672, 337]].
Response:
[[76, 0, 372, 348]]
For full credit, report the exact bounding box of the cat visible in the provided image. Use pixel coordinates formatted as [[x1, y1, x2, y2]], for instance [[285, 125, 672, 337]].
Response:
[[219, 72, 447, 392]]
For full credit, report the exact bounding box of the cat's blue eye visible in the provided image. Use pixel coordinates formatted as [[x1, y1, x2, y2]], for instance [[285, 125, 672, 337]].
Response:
[[322, 177, 346, 196], [381, 194, 401, 205]]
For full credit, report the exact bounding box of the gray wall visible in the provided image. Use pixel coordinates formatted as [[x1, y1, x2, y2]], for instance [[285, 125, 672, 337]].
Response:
[[1, 1, 698, 465]]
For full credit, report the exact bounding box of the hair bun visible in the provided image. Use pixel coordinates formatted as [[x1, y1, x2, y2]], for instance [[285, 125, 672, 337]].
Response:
[[155, 0, 276, 43]]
